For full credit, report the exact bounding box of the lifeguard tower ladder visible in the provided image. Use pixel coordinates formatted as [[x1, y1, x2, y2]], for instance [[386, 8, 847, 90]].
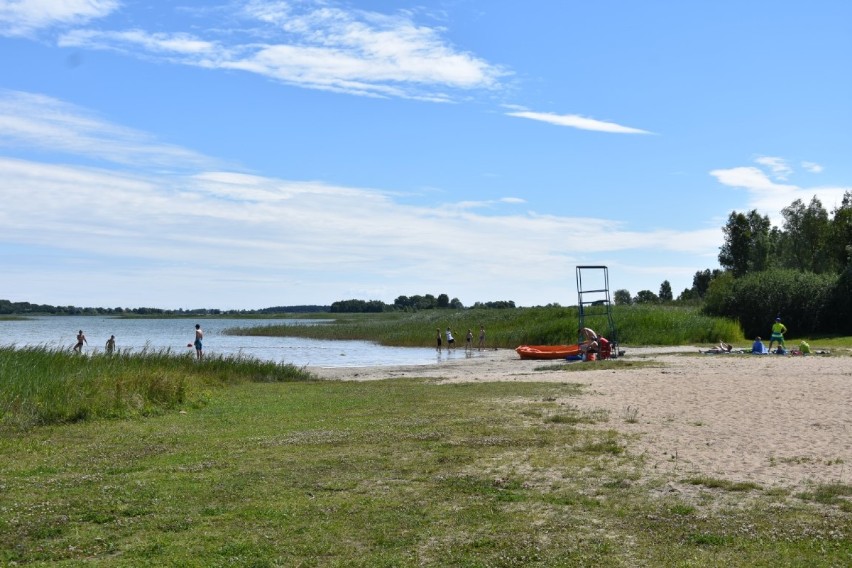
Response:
[[576, 265, 619, 357]]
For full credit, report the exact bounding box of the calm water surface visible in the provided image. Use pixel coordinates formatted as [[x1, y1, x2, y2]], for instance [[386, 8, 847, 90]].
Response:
[[0, 316, 479, 368]]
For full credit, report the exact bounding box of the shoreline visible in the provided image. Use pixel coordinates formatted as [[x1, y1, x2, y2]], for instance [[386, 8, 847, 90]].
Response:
[[308, 347, 852, 492]]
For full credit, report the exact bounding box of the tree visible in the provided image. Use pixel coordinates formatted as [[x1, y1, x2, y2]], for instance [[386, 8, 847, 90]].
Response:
[[437, 293, 450, 308], [677, 288, 698, 301], [780, 197, 831, 273], [613, 289, 632, 305], [718, 210, 772, 277], [634, 290, 659, 304], [829, 190, 852, 270], [658, 280, 673, 302], [691, 268, 721, 298]]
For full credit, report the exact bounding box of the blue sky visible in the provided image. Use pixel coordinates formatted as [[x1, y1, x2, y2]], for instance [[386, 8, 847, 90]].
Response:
[[1, 1, 850, 309]]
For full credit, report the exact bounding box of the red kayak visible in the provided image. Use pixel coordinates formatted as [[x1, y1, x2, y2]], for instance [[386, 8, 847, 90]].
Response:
[[516, 344, 581, 360]]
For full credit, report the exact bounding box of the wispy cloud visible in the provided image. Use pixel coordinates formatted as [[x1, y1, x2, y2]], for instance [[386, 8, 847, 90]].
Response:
[[802, 161, 823, 174], [0, 0, 118, 37], [754, 156, 793, 180], [0, 90, 216, 170], [56, 1, 508, 101], [505, 110, 652, 134]]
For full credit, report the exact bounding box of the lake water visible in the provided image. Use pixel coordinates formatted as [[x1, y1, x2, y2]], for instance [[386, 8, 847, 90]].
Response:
[[0, 316, 476, 368]]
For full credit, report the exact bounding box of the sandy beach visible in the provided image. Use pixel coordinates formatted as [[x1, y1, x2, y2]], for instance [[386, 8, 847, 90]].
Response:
[[308, 347, 852, 492]]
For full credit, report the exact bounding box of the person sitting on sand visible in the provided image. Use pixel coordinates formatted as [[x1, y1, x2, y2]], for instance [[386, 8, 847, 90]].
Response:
[[579, 327, 599, 353], [752, 336, 767, 354], [799, 340, 811, 356]]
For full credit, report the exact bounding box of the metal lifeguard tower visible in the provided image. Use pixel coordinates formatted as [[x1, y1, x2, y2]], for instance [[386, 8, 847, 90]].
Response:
[[576, 265, 619, 357]]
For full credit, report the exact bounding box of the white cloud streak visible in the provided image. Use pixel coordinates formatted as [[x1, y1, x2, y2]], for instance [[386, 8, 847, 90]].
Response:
[[0, 0, 118, 37], [56, 1, 508, 101], [506, 110, 651, 134], [0, 90, 216, 169]]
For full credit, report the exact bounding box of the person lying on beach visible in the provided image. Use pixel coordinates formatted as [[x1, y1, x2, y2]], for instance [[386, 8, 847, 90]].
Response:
[[703, 341, 734, 354]]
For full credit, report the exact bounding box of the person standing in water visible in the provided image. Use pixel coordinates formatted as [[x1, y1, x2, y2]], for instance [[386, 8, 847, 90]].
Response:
[[194, 324, 203, 360], [436, 329, 442, 351], [72, 330, 87, 353], [478, 324, 485, 350], [445, 328, 455, 349], [105, 335, 116, 355]]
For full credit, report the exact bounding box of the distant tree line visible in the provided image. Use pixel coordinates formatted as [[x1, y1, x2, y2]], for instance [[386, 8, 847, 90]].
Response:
[[1, 293, 518, 316], [329, 294, 517, 313], [0, 300, 328, 316]]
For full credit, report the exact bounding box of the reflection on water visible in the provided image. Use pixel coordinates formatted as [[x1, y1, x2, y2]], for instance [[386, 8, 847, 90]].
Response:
[[0, 316, 490, 368]]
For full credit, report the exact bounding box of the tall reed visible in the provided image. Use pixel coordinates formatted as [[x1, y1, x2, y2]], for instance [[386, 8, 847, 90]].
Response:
[[226, 305, 744, 347], [0, 346, 311, 430]]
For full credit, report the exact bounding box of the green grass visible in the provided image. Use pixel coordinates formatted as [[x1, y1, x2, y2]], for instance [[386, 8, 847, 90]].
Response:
[[0, 371, 849, 566], [226, 304, 747, 348]]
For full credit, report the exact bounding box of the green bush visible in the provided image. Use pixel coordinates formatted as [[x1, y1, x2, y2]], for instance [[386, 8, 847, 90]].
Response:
[[824, 266, 852, 334], [703, 269, 837, 337]]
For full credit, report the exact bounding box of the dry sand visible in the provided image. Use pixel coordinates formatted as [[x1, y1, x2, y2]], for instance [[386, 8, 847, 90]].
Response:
[[308, 346, 852, 492]]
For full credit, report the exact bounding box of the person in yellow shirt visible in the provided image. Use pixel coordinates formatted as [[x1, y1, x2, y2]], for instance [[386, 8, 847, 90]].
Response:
[[768, 317, 787, 352]]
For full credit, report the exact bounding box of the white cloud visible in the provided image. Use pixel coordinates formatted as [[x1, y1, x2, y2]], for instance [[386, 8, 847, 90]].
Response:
[[0, 90, 215, 169], [754, 156, 793, 180], [506, 110, 651, 134], [802, 161, 823, 174], [0, 152, 721, 306], [710, 163, 848, 222], [0, 0, 118, 37], [0, 91, 719, 308], [56, 1, 508, 101]]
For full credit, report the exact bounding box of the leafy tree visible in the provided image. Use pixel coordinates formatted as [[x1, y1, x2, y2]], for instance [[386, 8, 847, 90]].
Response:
[[437, 294, 450, 308], [613, 289, 632, 305], [658, 280, 673, 302], [449, 297, 464, 309], [691, 268, 722, 298], [829, 190, 852, 269], [718, 210, 772, 277], [780, 197, 831, 273], [634, 290, 659, 304], [677, 288, 698, 301]]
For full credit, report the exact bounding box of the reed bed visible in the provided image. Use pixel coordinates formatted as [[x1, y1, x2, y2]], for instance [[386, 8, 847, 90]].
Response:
[[226, 305, 744, 347], [0, 346, 312, 430]]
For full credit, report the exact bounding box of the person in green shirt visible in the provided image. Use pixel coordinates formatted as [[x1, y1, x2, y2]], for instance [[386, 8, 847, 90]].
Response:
[[768, 317, 787, 352]]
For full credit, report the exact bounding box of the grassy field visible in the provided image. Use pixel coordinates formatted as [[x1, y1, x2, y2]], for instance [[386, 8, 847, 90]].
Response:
[[1, 309, 849, 565], [226, 305, 745, 348], [1, 372, 849, 566]]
